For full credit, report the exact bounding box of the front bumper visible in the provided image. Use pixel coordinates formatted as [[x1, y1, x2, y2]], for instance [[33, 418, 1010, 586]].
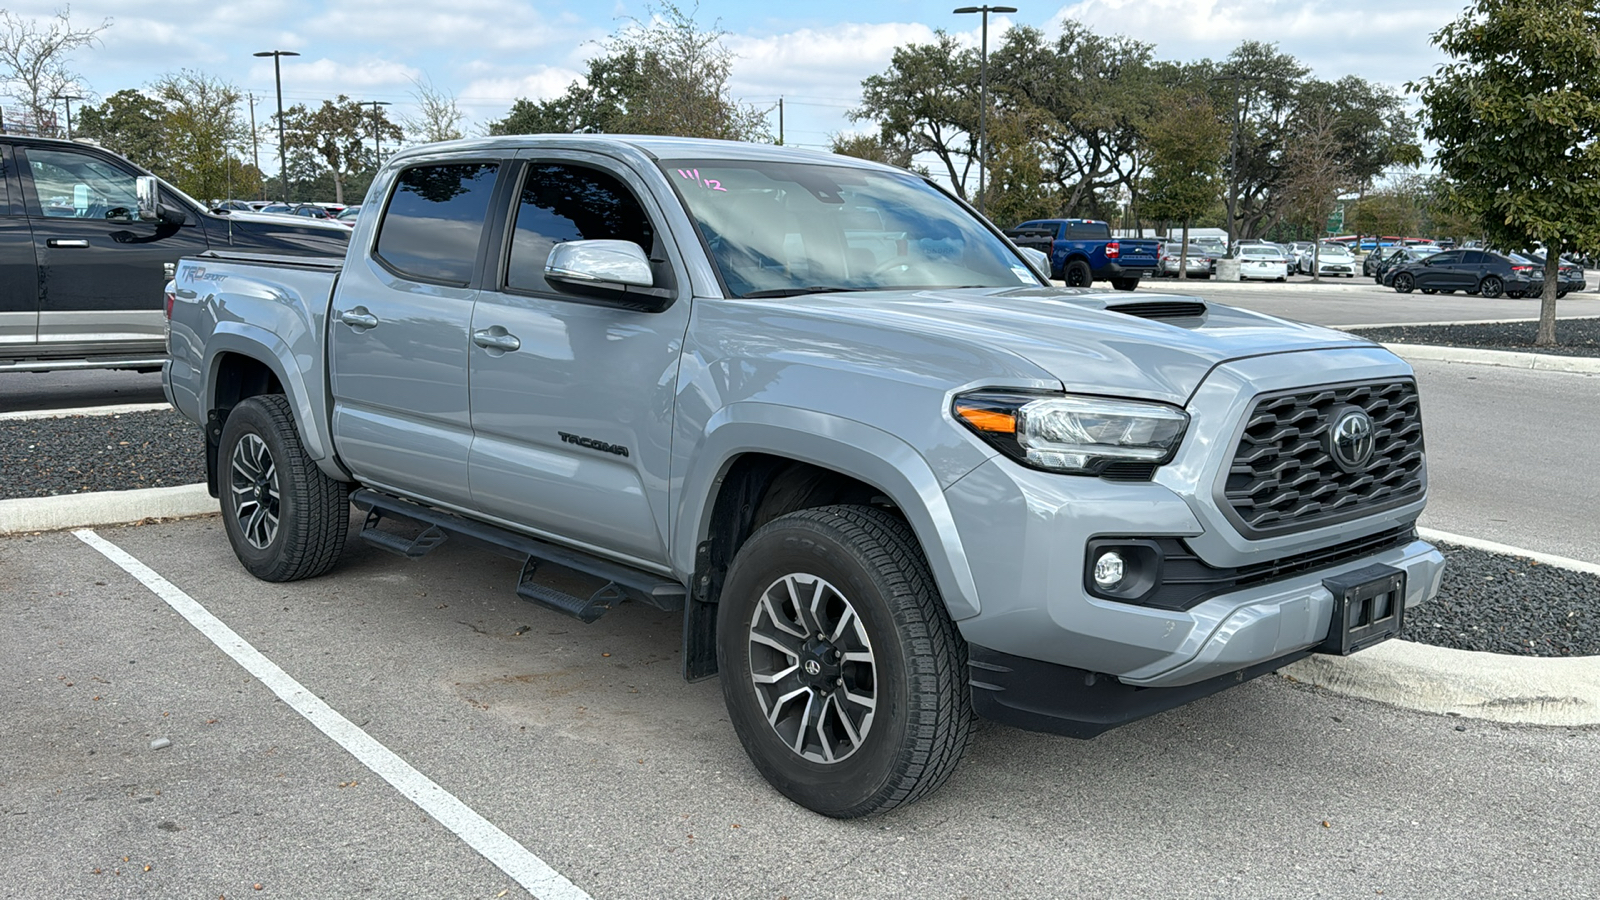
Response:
[[943, 346, 1441, 731]]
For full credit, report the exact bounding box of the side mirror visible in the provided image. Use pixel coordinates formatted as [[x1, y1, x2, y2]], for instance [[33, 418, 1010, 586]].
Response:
[[136, 176, 159, 222], [546, 239, 654, 289]]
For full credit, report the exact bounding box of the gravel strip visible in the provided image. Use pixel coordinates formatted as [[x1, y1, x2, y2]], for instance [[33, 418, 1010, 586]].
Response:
[[0, 409, 205, 500], [1405, 543, 1600, 657], [1350, 316, 1600, 357]]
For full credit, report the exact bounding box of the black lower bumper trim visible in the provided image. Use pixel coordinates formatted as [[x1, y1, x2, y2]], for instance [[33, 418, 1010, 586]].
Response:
[[968, 644, 1313, 739]]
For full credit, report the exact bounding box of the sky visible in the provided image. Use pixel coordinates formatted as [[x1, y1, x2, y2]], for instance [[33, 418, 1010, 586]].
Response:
[[4, 1, 1468, 168]]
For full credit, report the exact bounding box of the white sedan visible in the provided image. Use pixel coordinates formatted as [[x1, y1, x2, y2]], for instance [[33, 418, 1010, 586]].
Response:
[[1302, 243, 1357, 277], [1238, 244, 1289, 281]]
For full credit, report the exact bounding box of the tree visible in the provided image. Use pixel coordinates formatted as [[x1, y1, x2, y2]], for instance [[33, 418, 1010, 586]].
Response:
[[489, 3, 769, 141], [151, 71, 253, 203], [74, 88, 164, 170], [403, 76, 464, 144], [0, 6, 108, 134], [1140, 91, 1225, 278], [1412, 0, 1600, 345], [282, 95, 402, 204], [829, 132, 915, 169], [980, 106, 1059, 225], [1279, 109, 1351, 280], [852, 32, 979, 198]]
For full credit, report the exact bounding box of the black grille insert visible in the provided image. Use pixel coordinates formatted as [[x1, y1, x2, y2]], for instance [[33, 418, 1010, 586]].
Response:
[[1223, 380, 1424, 536]]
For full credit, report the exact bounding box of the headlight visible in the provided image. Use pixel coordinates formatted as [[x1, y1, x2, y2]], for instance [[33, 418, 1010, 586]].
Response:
[[953, 390, 1189, 475]]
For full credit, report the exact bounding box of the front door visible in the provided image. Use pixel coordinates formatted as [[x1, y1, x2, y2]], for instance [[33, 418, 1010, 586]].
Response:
[[0, 144, 37, 349], [465, 153, 690, 568], [18, 145, 210, 348], [328, 158, 502, 509]]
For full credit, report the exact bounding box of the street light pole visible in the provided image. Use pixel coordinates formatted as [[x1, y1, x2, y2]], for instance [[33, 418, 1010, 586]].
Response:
[[363, 100, 392, 166], [52, 93, 81, 140], [253, 49, 300, 202], [953, 5, 1017, 215]]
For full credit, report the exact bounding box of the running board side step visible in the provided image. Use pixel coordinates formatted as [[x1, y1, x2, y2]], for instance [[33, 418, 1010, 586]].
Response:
[[350, 489, 685, 623]]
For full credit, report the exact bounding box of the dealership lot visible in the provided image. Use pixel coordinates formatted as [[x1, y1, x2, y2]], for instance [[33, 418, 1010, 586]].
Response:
[[4, 280, 1600, 898]]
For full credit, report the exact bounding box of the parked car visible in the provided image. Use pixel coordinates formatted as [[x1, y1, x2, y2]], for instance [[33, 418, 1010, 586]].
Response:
[[1190, 235, 1227, 263], [1005, 218, 1161, 290], [164, 134, 1441, 818], [1235, 243, 1289, 281], [0, 135, 351, 374], [1303, 242, 1357, 278], [1157, 242, 1212, 278], [1368, 246, 1433, 281], [334, 205, 361, 227], [211, 199, 255, 213], [1516, 252, 1586, 298], [1287, 241, 1316, 273], [1384, 248, 1533, 298]]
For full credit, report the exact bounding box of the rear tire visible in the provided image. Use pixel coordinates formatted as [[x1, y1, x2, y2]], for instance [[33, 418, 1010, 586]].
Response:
[[1063, 260, 1093, 288], [717, 505, 972, 818], [1111, 277, 1139, 291], [1479, 275, 1504, 299], [219, 395, 350, 582]]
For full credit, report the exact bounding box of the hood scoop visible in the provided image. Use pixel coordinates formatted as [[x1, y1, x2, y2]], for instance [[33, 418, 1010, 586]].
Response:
[[1105, 299, 1208, 321]]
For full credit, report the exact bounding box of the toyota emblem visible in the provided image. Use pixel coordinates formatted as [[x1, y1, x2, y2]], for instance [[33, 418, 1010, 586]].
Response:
[[1328, 408, 1376, 472], [803, 660, 823, 676]]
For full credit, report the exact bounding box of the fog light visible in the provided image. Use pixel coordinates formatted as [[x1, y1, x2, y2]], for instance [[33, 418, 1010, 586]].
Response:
[[1093, 551, 1125, 589]]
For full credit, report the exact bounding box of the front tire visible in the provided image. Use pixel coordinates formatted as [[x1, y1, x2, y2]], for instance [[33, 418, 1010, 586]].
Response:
[[1393, 273, 1414, 293], [717, 505, 972, 818], [1111, 277, 1138, 291], [219, 395, 350, 582]]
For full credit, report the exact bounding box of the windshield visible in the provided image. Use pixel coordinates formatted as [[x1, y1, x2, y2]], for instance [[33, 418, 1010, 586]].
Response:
[[659, 159, 1042, 297]]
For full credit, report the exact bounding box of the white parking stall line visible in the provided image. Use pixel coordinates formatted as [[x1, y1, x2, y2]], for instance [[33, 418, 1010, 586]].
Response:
[[73, 528, 594, 900]]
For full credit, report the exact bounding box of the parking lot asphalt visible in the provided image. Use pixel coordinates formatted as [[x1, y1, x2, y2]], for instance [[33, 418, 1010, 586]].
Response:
[[6, 519, 1599, 899]]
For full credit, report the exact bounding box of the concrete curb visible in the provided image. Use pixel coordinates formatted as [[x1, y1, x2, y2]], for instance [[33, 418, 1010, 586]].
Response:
[[0, 483, 217, 535], [0, 401, 172, 422], [1380, 343, 1600, 374]]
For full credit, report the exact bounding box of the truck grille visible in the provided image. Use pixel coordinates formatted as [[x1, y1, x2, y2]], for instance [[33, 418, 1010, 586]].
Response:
[[1223, 380, 1424, 536]]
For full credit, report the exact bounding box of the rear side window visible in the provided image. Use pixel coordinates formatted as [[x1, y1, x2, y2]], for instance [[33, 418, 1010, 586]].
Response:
[[504, 163, 655, 294], [374, 162, 500, 286]]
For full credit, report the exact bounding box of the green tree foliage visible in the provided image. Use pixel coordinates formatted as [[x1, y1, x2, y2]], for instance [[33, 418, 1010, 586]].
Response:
[[150, 71, 254, 204], [75, 88, 164, 170], [0, 7, 108, 132], [828, 132, 915, 169], [991, 24, 1158, 220], [1140, 90, 1225, 268], [851, 32, 979, 199], [1411, 0, 1600, 345], [488, 4, 769, 141], [980, 106, 1059, 225], [1347, 181, 1423, 240], [281, 95, 402, 205]]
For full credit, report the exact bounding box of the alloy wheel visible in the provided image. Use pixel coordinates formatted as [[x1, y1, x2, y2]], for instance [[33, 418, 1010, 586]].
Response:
[[230, 433, 281, 550], [747, 573, 877, 764]]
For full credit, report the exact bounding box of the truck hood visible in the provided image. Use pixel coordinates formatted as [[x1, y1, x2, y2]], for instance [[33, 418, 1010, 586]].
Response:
[[766, 286, 1383, 404]]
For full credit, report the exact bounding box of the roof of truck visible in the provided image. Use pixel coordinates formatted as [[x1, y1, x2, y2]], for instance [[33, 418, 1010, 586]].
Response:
[[384, 134, 892, 172]]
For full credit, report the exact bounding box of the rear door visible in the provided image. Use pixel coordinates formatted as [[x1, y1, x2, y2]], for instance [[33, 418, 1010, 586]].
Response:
[[18, 144, 210, 347], [464, 151, 691, 567], [328, 157, 502, 510], [0, 143, 38, 349]]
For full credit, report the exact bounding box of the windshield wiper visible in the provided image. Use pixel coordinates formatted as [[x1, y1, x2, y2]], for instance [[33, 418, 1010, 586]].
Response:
[[740, 286, 864, 298]]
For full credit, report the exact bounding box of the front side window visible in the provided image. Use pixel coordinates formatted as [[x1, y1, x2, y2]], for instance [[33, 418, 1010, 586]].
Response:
[[373, 162, 499, 286], [25, 147, 137, 219], [505, 163, 655, 294], [661, 159, 1040, 297]]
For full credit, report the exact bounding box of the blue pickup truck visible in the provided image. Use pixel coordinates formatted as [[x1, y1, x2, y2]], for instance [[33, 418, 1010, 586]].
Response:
[[1005, 219, 1161, 290]]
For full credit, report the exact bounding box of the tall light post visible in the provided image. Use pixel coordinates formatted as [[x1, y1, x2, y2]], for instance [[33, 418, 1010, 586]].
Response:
[[953, 4, 1016, 215], [52, 93, 81, 140], [253, 49, 300, 202], [362, 100, 392, 167]]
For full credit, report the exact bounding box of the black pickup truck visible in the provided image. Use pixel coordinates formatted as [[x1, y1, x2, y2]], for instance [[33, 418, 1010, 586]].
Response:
[[1, 136, 348, 374]]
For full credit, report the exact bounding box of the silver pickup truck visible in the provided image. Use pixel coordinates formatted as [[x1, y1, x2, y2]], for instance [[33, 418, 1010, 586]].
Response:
[[164, 135, 1444, 817]]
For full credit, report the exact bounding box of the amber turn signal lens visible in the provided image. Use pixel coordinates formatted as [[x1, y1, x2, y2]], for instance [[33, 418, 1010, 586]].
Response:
[[954, 405, 1016, 434]]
